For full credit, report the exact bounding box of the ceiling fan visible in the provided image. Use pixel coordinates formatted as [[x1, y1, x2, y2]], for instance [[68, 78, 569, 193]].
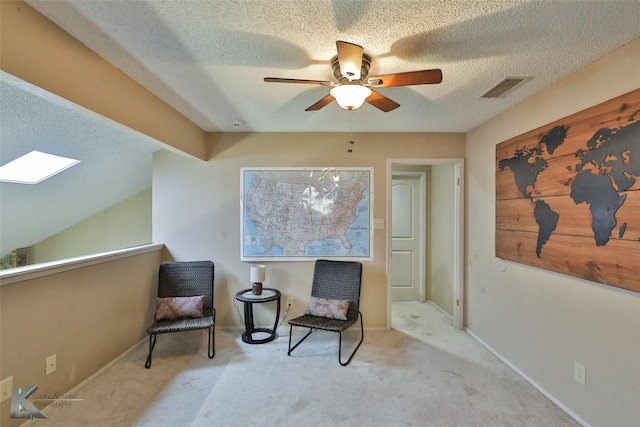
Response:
[[264, 41, 442, 112]]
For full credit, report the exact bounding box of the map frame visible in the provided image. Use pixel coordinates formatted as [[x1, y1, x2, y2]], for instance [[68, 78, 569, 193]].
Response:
[[240, 167, 374, 262]]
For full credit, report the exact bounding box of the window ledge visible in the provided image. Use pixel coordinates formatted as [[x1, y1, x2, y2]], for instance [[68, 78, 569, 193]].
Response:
[[0, 243, 164, 286]]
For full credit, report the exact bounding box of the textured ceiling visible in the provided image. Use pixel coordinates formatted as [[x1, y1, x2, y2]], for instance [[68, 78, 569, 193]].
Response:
[[25, 0, 640, 132], [2, 0, 640, 260], [0, 72, 160, 257]]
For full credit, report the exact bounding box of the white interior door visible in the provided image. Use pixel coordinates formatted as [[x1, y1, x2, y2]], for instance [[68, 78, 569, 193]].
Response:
[[391, 172, 425, 301]]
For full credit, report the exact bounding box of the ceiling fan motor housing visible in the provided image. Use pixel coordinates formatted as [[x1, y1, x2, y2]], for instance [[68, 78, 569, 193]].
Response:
[[332, 53, 371, 83]]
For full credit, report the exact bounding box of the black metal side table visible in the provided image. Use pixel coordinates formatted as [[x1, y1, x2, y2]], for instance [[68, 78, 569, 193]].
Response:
[[234, 288, 281, 344]]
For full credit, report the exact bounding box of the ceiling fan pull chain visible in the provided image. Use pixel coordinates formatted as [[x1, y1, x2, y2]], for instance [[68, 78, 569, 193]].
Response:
[[348, 110, 355, 153]]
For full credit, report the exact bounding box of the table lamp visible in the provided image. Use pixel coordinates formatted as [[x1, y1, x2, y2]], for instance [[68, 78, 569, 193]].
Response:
[[250, 264, 266, 295]]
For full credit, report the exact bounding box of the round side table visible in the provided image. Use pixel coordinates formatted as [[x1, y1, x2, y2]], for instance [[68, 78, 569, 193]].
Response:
[[234, 288, 281, 344]]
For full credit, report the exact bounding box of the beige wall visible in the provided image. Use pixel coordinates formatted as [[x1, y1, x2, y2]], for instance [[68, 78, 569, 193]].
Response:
[[0, 246, 166, 427], [429, 164, 455, 316], [466, 37, 640, 427], [153, 132, 465, 329], [30, 188, 152, 264]]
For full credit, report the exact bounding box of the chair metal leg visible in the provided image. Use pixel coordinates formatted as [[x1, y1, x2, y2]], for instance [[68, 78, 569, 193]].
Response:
[[208, 309, 216, 359], [145, 334, 157, 369], [338, 312, 364, 366], [207, 326, 215, 359], [288, 324, 314, 356]]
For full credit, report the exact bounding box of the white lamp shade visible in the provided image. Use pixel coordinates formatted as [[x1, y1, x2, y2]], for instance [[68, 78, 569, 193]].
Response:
[[330, 85, 372, 110], [250, 264, 266, 283]]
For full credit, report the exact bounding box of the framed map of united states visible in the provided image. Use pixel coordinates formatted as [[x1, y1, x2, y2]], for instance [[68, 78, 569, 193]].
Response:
[[496, 88, 640, 293], [241, 167, 373, 261]]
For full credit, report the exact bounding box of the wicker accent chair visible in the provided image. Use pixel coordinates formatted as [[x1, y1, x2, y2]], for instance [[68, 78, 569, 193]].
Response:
[[288, 260, 363, 366], [145, 261, 216, 368]]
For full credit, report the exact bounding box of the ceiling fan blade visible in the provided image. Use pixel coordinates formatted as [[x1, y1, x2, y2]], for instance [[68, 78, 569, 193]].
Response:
[[366, 90, 400, 112], [368, 69, 442, 87], [336, 41, 364, 81], [305, 94, 335, 111], [264, 77, 334, 86]]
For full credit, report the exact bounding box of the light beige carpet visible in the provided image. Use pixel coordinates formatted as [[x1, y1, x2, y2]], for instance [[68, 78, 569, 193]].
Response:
[[30, 302, 580, 426]]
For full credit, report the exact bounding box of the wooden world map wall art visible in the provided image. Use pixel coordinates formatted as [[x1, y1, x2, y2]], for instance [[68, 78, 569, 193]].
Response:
[[496, 88, 640, 293]]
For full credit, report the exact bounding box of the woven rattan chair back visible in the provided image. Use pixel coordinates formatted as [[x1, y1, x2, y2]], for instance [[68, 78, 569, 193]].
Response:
[[158, 261, 214, 317], [145, 261, 215, 368], [310, 259, 362, 321], [288, 259, 364, 366]]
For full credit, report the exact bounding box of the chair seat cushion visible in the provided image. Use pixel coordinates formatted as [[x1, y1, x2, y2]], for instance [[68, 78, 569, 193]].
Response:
[[154, 295, 204, 320], [147, 315, 214, 334], [288, 314, 356, 332], [304, 296, 351, 320]]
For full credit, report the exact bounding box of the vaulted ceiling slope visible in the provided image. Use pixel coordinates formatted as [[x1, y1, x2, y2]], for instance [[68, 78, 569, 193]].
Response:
[[0, 72, 159, 258], [26, 0, 640, 133]]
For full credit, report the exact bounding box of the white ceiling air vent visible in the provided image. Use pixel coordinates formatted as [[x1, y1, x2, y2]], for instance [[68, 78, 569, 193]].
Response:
[[481, 78, 529, 98]]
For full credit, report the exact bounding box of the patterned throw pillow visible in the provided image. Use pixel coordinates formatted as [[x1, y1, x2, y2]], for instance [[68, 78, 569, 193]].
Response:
[[155, 296, 204, 320], [304, 296, 351, 320]]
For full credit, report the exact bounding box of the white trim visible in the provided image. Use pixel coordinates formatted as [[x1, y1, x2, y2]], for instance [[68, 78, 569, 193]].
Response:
[[453, 160, 464, 329], [465, 328, 591, 427], [427, 300, 454, 321], [0, 243, 164, 286]]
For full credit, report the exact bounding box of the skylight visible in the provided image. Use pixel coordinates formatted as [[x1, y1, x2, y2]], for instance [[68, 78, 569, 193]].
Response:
[[0, 150, 81, 184]]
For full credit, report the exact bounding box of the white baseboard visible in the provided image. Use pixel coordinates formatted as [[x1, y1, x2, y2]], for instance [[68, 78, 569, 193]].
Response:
[[465, 328, 590, 427], [426, 300, 454, 321], [73, 338, 148, 391]]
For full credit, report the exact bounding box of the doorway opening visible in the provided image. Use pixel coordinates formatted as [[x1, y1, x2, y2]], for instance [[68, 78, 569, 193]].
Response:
[[386, 158, 464, 330]]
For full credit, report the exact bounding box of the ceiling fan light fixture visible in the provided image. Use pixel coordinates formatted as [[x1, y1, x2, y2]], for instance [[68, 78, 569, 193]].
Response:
[[330, 85, 372, 110], [342, 62, 361, 81]]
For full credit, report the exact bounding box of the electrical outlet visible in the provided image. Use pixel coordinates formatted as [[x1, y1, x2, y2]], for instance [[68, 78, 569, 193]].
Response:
[[1, 376, 13, 403], [46, 354, 57, 376], [574, 361, 586, 386], [286, 296, 294, 307]]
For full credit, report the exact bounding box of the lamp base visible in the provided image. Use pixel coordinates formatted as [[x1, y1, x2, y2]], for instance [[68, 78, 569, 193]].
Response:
[[252, 282, 262, 295]]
